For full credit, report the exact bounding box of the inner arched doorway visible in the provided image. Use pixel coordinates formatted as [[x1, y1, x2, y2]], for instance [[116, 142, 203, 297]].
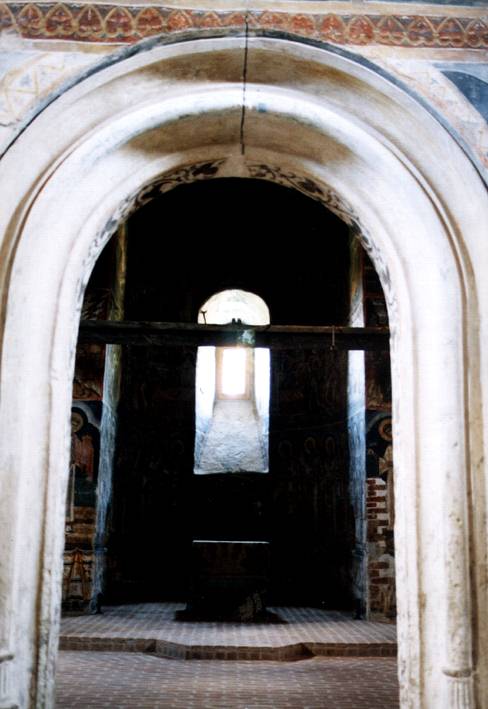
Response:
[[0, 34, 486, 709], [60, 176, 396, 704], [68, 178, 374, 614]]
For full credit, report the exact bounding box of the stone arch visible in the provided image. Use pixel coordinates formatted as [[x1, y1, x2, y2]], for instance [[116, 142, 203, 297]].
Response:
[[0, 35, 486, 709]]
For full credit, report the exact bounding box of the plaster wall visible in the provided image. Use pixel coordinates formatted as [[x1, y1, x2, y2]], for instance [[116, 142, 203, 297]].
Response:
[[0, 30, 486, 709], [0, 1, 487, 176]]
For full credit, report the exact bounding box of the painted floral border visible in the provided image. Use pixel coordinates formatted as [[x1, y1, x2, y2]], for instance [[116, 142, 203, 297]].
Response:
[[0, 3, 487, 48]]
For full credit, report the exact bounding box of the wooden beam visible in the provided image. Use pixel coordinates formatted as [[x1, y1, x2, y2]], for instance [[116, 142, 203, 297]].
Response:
[[78, 320, 390, 351]]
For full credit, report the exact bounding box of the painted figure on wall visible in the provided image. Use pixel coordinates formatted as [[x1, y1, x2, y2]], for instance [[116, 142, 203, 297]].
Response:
[[72, 343, 106, 399], [63, 548, 94, 603], [70, 405, 100, 507]]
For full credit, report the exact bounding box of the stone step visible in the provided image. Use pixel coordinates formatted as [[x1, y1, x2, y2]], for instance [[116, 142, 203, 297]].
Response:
[[59, 635, 396, 661]]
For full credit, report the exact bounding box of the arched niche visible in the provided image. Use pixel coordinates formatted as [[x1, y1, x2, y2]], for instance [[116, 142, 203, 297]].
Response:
[[195, 289, 271, 474], [0, 35, 486, 709], [198, 289, 270, 327]]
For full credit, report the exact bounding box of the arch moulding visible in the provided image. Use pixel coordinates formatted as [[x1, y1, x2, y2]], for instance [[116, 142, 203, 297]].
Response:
[[0, 34, 487, 709]]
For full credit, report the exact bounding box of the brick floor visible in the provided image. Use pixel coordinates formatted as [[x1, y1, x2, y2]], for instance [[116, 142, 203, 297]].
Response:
[[56, 651, 400, 708], [60, 604, 396, 660]]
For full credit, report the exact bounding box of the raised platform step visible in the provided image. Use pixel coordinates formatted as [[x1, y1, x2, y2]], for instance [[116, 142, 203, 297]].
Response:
[[59, 636, 395, 660], [59, 603, 396, 662]]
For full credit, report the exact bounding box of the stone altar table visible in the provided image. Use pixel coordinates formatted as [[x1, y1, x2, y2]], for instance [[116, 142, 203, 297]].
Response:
[[185, 540, 270, 622]]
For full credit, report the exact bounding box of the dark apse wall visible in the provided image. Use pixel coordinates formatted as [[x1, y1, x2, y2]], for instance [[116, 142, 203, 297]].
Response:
[[104, 178, 355, 608]]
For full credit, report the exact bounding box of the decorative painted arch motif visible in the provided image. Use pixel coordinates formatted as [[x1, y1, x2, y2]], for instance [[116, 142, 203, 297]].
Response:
[[0, 33, 486, 709]]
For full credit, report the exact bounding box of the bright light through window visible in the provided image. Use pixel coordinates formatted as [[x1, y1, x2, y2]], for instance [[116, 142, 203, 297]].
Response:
[[194, 289, 270, 474], [221, 348, 247, 396]]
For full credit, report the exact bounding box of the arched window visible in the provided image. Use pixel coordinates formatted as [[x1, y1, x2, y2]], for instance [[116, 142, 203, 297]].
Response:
[[194, 289, 270, 474]]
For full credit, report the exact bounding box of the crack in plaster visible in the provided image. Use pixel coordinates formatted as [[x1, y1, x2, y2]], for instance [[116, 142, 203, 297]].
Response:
[[240, 12, 249, 156]]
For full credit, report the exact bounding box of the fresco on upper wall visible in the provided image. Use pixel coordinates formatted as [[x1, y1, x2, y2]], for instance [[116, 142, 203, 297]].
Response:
[[72, 344, 106, 399], [69, 401, 101, 509], [366, 413, 392, 480], [438, 64, 488, 123], [63, 230, 125, 612], [372, 0, 486, 4], [64, 400, 102, 610], [358, 251, 395, 619], [1, 4, 487, 49], [366, 352, 392, 411], [0, 49, 103, 153]]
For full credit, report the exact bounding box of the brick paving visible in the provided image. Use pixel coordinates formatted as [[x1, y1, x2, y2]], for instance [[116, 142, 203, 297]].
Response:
[[60, 604, 396, 660], [56, 651, 400, 708]]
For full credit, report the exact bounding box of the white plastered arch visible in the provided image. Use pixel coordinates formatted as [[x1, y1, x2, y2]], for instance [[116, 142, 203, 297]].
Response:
[[0, 36, 486, 709]]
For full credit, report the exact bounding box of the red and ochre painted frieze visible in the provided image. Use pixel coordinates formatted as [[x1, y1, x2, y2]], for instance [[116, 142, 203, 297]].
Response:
[[0, 3, 487, 48]]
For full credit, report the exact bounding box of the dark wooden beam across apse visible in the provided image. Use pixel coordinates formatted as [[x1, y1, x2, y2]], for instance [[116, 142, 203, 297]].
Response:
[[79, 320, 390, 351]]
